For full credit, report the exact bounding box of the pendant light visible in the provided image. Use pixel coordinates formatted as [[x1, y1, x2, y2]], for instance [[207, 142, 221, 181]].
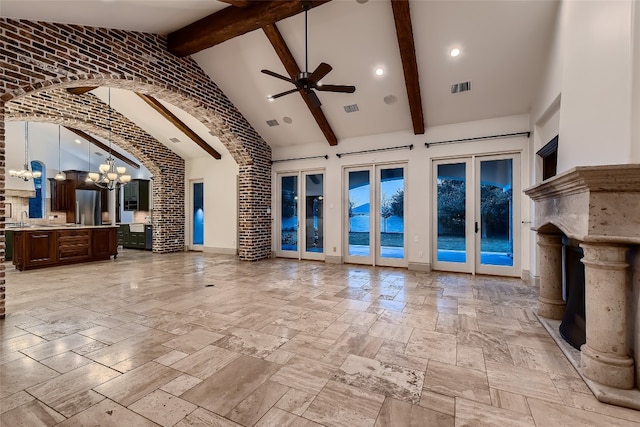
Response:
[[10, 122, 42, 181], [54, 125, 66, 181], [87, 88, 131, 190]]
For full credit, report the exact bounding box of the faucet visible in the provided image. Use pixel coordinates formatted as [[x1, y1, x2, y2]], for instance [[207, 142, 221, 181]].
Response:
[[20, 211, 28, 227]]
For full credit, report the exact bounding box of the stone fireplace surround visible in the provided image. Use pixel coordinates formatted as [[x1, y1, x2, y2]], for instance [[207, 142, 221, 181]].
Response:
[[524, 164, 640, 410]]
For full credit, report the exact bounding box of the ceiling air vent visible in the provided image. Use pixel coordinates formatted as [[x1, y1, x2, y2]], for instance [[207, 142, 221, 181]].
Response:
[[451, 81, 472, 94], [169, 137, 180, 143], [344, 104, 359, 113], [266, 119, 280, 127]]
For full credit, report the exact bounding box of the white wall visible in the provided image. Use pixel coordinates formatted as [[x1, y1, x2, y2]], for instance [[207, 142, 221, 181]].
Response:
[[527, 0, 640, 280], [185, 156, 239, 253], [272, 114, 531, 274], [632, 0, 640, 163], [556, 0, 635, 172]]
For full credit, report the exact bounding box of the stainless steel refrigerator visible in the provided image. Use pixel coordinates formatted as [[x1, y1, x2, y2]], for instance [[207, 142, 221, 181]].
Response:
[[75, 190, 102, 226]]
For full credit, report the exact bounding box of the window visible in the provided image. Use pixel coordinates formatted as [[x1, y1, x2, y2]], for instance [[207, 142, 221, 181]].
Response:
[[29, 161, 46, 218]]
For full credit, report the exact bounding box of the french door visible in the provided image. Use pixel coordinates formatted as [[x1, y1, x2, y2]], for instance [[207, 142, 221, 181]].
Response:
[[344, 164, 407, 267], [276, 171, 325, 260], [432, 153, 521, 276]]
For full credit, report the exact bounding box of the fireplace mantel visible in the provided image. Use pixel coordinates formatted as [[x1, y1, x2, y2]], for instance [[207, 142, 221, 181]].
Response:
[[524, 164, 640, 410], [525, 164, 640, 242]]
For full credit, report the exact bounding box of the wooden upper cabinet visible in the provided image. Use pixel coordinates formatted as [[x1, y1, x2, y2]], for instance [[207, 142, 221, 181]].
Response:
[[124, 180, 150, 211], [49, 178, 72, 211]]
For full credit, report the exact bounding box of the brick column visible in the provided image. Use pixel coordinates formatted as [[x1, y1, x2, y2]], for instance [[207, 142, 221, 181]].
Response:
[[580, 242, 635, 389], [1, 102, 5, 319], [537, 233, 565, 319]]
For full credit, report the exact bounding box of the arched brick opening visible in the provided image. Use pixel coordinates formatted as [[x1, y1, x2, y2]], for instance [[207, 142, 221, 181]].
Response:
[[1, 18, 274, 318]]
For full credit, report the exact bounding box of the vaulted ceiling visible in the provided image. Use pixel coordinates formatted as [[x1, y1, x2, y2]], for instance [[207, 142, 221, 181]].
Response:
[[2, 0, 559, 158]]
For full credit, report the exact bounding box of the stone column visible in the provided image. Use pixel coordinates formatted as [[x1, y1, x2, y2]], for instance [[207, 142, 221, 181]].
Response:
[[580, 242, 635, 389], [537, 233, 565, 319]]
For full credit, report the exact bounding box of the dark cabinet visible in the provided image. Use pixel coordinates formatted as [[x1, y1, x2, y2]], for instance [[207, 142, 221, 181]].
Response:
[[93, 227, 117, 259], [12, 227, 118, 271], [119, 224, 151, 250], [57, 229, 91, 262], [49, 178, 72, 211], [20, 231, 57, 269], [5, 230, 13, 261], [124, 180, 150, 211], [50, 171, 111, 221]]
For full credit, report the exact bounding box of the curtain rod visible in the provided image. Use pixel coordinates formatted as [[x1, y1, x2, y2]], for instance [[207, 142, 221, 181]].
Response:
[[336, 144, 414, 158], [425, 131, 530, 148], [271, 154, 328, 164]]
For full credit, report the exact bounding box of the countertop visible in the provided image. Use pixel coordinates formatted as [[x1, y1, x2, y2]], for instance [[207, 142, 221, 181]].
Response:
[[7, 224, 118, 231]]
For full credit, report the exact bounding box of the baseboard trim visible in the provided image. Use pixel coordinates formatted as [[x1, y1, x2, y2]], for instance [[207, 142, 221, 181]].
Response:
[[528, 271, 540, 287], [408, 262, 431, 272], [203, 246, 237, 255], [324, 255, 343, 264]]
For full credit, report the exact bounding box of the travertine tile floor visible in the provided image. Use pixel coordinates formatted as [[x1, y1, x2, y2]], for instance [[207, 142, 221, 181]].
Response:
[[1, 251, 639, 426]]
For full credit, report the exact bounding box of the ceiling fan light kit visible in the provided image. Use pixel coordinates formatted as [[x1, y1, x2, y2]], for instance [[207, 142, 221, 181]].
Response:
[[261, 5, 355, 108]]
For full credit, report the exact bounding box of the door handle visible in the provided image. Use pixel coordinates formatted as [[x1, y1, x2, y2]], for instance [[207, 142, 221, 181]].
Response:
[[475, 222, 479, 233]]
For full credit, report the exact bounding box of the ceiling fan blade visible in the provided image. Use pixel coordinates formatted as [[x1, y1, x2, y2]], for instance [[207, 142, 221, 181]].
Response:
[[308, 62, 333, 83], [315, 84, 356, 93], [261, 69, 294, 83], [307, 90, 322, 108], [271, 88, 299, 99]]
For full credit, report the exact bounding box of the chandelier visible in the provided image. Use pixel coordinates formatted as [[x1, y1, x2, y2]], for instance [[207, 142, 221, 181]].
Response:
[[10, 122, 42, 181], [54, 125, 66, 181], [87, 88, 131, 190]]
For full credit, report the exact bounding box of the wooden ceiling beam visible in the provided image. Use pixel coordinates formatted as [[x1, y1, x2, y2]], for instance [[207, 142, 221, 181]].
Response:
[[64, 127, 141, 170], [168, 0, 331, 57], [66, 87, 98, 95], [217, 0, 254, 7], [391, 0, 425, 135], [136, 93, 222, 159], [262, 23, 338, 146]]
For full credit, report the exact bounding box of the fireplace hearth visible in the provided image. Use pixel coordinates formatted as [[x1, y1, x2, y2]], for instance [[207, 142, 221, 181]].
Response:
[[525, 164, 640, 410]]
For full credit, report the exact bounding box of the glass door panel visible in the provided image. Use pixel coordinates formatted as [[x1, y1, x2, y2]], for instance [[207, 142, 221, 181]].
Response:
[[432, 155, 520, 277], [189, 180, 204, 251], [476, 154, 520, 276], [378, 166, 406, 266], [346, 169, 372, 261], [345, 165, 407, 267], [303, 173, 324, 260], [432, 159, 473, 273], [192, 182, 204, 248], [277, 171, 325, 260], [279, 175, 298, 257], [479, 158, 513, 267]]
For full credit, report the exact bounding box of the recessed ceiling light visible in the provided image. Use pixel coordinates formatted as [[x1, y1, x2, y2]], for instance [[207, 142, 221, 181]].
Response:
[[383, 95, 397, 105], [375, 67, 384, 76], [283, 116, 293, 124], [450, 48, 461, 57], [75, 139, 82, 144]]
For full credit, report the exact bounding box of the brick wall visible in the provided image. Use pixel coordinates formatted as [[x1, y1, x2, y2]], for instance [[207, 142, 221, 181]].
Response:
[[6, 88, 185, 253], [0, 18, 273, 317], [0, 18, 272, 257], [1, 103, 5, 319]]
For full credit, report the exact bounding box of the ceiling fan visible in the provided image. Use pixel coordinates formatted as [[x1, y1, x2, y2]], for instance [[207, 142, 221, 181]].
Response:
[[261, 5, 356, 108]]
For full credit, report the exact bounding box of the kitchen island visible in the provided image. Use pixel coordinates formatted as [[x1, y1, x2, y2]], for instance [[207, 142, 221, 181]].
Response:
[[11, 225, 118, 271]]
